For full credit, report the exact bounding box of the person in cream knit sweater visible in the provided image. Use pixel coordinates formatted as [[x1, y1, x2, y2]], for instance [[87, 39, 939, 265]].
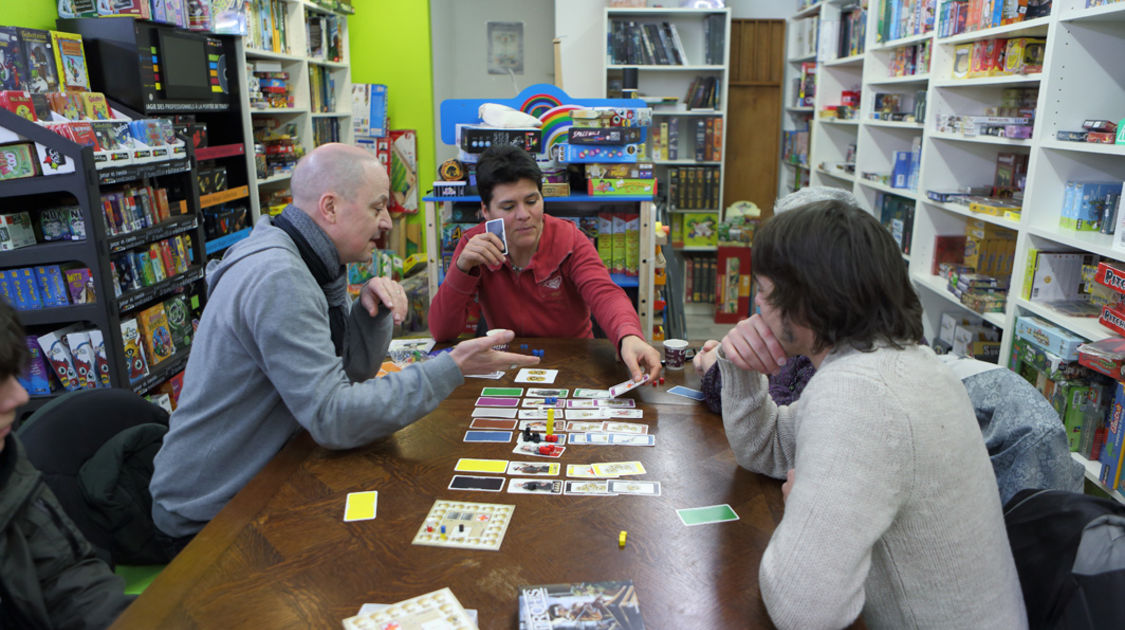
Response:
[[716, 198, 1027, 629]]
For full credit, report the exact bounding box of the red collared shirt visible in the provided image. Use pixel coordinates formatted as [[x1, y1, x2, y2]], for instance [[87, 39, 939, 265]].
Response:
[[429, 214, 644, 347]]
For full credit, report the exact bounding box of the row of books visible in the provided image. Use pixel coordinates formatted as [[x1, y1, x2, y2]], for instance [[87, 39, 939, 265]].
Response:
[[0, 27, 89, 92], [879, 193, 916, 256], [55, 1, 233, 32], [834, 3, 868, 59], [309, 64, 338, 113], [313, 117, 342, 146], [110, 235, 195, 298], [790, 16, 818, 60], [795, 62, 816, 108], [877, 0, 936, 44], [647, 117, 721, 162], [100, 184, 187, 237], [0, 208, 84, 252], [246, 0, 291, 54], [702, 13, 727, 65], [0, 265, 95, 312], [938, 0, 1052, 38], [683, 76, 721, 111], [889, 41, 932, 77], [306, 12, 345, 62], [667, 166, 721, 211], [781, 127, 809, 166], [607, 20, 689, 66], [684, 255, 717, 304]]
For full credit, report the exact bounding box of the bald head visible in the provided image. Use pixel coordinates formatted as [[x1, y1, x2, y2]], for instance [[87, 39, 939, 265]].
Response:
[[774, 186, 861, 214], [291, 143, 387, 212]]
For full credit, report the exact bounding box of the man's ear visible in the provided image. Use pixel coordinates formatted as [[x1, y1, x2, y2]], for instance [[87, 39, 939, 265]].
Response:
[[479, 202, 488, 221], [319, 192, 337, 224]]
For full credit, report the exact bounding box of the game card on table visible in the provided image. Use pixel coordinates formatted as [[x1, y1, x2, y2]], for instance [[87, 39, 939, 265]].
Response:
[[514, 368, 559, 384]]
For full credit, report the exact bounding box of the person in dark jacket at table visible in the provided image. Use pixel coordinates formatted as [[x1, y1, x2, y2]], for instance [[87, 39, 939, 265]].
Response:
[[0, 300, 132, 629]]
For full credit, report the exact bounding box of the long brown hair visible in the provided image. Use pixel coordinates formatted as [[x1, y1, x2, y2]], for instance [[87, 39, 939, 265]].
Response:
[[752, 199, 923, 353]]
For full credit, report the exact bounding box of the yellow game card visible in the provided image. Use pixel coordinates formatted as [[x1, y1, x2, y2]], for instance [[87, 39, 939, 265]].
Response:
[[592, 461, 647, 477], [454, 458, 509, 474], [343, 491, 378, 522]]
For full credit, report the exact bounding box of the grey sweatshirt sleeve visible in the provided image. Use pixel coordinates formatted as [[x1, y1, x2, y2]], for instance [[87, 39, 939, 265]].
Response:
[[341, 299, 394, 382], [718, 358, 797, 479], [247, 269, 464, 449]]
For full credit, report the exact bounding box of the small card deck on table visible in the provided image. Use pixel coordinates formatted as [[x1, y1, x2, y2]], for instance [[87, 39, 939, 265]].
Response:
[[412, 499, 515, 551], [342, 587, 476, 630]]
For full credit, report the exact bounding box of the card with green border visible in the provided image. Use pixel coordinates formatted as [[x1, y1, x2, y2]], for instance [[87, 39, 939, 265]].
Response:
[[481, 387, 524, 397], [677, 504, 739, 526]]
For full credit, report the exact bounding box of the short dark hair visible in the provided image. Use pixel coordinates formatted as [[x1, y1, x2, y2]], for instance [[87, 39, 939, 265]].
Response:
[[475, 145, 542, 207], [0, 299, 29, 379], [752, 199, 923, 353]]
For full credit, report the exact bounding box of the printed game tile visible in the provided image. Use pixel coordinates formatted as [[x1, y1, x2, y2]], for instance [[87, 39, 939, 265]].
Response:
[[506, 461, 560, 476], [481, 386, 524, 397], [342, 587, 476, 630], [411, 499, 515, 551], [448, 475, 506, 492], [524, 388, 569, 398], [475, 396, 521, 407], [507, 478, 564, 495], [469, 418, 518, 430], [514, 368, 559, 384]]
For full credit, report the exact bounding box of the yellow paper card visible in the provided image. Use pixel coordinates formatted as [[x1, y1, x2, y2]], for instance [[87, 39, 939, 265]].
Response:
[[343, 491, 378, 522], [591, 461, 647, 477], [454, 458, 509, 474]]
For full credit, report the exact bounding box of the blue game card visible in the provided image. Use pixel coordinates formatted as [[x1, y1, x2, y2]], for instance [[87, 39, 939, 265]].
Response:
[[668, 385, 705, 401], [463, 430, 514, 443]]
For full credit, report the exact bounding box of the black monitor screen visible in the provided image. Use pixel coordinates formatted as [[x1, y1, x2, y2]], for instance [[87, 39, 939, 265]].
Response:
[[158, 30, 211, 100]]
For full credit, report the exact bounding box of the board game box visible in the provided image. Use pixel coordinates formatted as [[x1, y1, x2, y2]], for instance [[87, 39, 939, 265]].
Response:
[[137, 303, 176, 366], [518, 580, 645, 630]]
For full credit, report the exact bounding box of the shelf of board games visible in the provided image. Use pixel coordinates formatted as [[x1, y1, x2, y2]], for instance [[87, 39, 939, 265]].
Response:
[[236, 0, 356, 222], [423, 196, 657, 341], [0, 107, 207, 409]]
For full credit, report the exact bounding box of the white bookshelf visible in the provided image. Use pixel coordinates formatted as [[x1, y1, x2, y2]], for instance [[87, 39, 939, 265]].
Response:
[[779, 5, 820, 196], [237, 0, 355, 221], [785, 0, 1125, 502]]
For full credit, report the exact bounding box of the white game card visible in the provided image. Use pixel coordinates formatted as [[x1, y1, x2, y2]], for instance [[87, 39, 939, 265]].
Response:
[[566, 464, 599, 478], [606, 409, 644, 419], [604, 421, 648, 434], [608, 374, 650, 398], [521, 397, 566, 408], [564, 409, 609, 420], [514, 368, 559, 384], [567, 421, 608, 433], [506, 461, 560, 476], [512, 442, 566, 458], [608, 479, 662, 496], [525, 388, 569, 398], [517, 409, 549, 420], [564, 480, 615, 496], [518, 419, 568, 432], [609, 433, 656, 446], [572, 388, 611, 399], [507, 479, 564, 495], [472, 407, 519, 418]]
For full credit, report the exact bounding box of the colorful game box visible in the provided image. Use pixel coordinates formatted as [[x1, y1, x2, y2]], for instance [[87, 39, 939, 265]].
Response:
[[120, 317, 150, 382], [36, 324, 81, 392], [86, 328, 111, 387], [65, 329, 99, 389], [162, 295, 193, 350], [0, 27, 30, 91], [137, 303, 176, 366], [517, 580, 646, 630], [18, 335, 53, 395], [50, 31, 90, 92], [0, 143, 39, 181], [65, 268, 95, 304]]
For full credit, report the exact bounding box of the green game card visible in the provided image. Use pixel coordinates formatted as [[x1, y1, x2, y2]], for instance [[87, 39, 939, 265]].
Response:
[[677, 504, 739, 526], [481, 387, 524, 397]]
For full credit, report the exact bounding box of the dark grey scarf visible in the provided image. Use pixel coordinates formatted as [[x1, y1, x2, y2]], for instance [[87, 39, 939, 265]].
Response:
[[272, 205, 348, 356]]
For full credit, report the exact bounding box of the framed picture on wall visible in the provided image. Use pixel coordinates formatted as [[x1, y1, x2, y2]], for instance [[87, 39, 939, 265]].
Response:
[[487, 22, 523, 75]]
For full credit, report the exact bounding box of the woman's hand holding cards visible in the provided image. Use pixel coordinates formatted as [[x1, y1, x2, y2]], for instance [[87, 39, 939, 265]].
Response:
[[455, 232, 507, 272]]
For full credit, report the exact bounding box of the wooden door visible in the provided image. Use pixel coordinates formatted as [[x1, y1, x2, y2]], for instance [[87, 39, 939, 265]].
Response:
[[726, 19, 785, 218]]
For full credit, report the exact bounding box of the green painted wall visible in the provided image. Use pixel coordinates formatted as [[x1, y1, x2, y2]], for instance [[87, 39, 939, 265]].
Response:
[[349, 0, 434, 250], [1, 0, 60, 30]]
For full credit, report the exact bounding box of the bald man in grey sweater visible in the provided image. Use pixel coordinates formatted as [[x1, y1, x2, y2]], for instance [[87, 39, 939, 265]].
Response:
[[151, 144, 538, 540], [718, 195, 1026, 629]]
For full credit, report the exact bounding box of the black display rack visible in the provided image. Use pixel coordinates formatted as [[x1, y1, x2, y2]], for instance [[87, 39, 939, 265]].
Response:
[[0, 106, 208, 414]]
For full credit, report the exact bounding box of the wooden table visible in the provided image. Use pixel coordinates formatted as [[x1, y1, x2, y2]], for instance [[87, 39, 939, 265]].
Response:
[[112, 338, 785, 629]]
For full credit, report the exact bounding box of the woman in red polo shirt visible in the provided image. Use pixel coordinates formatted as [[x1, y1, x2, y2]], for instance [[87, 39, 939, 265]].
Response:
[[429, 145, 661, 382]]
